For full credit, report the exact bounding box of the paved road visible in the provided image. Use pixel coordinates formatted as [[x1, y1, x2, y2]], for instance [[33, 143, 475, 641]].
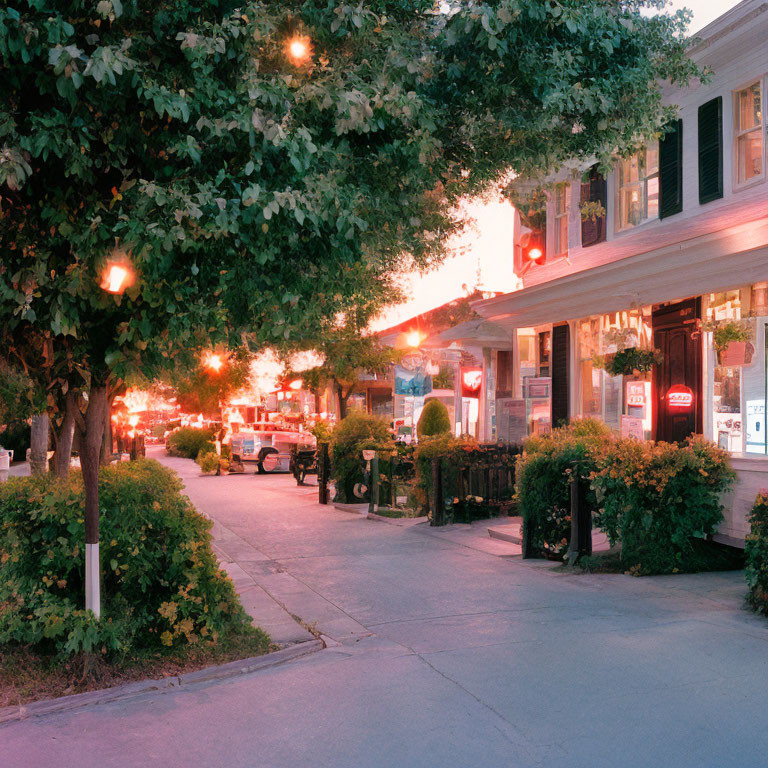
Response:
[[4, 448, 768, 768]]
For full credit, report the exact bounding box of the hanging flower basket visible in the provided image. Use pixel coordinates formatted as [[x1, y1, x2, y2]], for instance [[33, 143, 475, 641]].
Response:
[[717, 341, 754, 367], [592, 348, 663, 377], [706, 319, 755, 366]]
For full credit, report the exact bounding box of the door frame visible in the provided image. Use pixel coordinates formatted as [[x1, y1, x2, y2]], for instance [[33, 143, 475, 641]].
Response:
[[652, 297, 703, 441]]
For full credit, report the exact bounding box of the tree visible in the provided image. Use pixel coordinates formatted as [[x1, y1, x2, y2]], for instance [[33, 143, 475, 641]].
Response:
[[417, 398, 450, 437], [0, 362, 48, 473], [0, 1, 700, 616], [155, 348, 252, 417], [298, 331, 401, 420]]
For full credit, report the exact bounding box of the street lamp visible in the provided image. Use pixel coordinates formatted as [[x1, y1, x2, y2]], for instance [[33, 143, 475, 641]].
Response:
[[101, 249, 135, 295], [203, 352, 224, 373], [406, 331, 422, 348], [286, 34, 312, 65]]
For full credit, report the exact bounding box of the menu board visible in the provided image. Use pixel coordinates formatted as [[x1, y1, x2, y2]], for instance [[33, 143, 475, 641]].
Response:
[[497, 398, 527, 443], [620, 415, 644, 440]]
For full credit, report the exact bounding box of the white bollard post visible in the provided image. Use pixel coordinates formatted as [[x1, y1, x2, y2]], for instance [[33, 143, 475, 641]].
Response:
[[85, 543, 101, 619]]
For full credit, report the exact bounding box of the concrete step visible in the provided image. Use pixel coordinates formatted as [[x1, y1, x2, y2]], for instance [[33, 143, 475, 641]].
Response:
[[488, 523, 611, 551]]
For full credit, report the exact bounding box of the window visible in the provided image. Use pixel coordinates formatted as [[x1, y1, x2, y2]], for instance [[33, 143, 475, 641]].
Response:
[[580, 166, 606, 247], [698, 97, 723, 204], [734, 82, 764, 185], [554, 184, 569, 255], [616, 145, 659, 231]]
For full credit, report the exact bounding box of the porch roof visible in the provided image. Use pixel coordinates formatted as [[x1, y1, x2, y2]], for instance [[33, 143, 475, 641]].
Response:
[[422, 318, 514, 349], [475, 215, 768, 330]]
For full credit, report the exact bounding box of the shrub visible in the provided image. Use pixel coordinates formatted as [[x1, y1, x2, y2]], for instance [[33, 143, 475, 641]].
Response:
[[592, 436, 735, 574], [0, 460, 264, 658], [329, 411, 394, 503], [196, 450, 220, 474], [151, 423, 167, 439], [515, 419, 612, 558], [166, 427, 215, 459], [311, 421, 333, 444], [417, 399, 451, 438], [745, 492, 768, 614]]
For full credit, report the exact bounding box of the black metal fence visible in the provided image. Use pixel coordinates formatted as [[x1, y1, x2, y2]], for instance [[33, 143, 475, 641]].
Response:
[[429, 443, 522, 526]]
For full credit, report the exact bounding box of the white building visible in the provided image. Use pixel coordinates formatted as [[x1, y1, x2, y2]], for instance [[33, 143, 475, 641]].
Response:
[[470, 0, 768, 545]]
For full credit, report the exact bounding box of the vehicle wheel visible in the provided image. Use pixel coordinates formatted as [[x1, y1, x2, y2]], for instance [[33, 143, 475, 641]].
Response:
[[258, 448, 280, 473]]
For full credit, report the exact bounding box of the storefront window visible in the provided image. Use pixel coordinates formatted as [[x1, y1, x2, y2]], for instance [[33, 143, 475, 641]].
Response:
[[706, 288, 768, 455], [576, 309, 653, 436]]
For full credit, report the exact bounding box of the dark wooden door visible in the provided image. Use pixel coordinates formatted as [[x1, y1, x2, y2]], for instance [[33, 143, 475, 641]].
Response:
[[551, 324, 570, 428], [653, 299, 702, 442]]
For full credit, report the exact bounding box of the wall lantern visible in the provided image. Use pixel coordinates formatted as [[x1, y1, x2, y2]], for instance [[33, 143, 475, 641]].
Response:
[[666, 384, 694, 408]]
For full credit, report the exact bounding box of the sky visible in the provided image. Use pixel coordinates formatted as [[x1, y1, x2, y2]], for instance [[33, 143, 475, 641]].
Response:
[[371, 0, 738, 333]]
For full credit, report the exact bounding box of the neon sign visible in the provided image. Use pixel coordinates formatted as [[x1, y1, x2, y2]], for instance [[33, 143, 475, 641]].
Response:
[[667, 384, 694, 409], [462, 370, 482, 391]]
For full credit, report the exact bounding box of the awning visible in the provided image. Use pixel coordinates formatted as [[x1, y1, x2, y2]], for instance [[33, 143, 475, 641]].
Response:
[[422, 318, 513, 349], [476, 216, 768, 329]]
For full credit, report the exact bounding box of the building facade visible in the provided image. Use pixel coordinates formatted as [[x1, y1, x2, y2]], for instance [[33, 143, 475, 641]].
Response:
[[474, 0, 768, 545]]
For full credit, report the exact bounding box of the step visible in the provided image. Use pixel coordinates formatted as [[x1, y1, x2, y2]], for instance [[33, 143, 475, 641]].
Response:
[[488, 524, 610, 551]]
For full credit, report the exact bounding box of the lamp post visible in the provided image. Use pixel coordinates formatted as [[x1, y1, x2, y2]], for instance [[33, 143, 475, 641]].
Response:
[[84, 254, 135, 619]]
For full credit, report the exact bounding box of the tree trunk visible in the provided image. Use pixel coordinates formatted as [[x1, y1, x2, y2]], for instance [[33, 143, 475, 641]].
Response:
[[100, 400, 113, 466], [337, 381, 355, 420], [29, 412, 50, 475], [54, 392, 76, 479], [79, 385, 108, 618]]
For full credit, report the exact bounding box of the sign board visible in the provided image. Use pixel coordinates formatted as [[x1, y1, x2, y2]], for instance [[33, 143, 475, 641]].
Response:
[[666, 384, 694, 409], [461, 367, 483, 398], [394, 365, 432, 397], [626, 381, 646, 408], [621, 415, 645, 440], [496, 398, 527, 443], [523, 376, 551, 399]]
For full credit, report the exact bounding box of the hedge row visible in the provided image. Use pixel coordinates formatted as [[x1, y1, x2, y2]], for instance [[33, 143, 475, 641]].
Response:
[[0, 460, 267, 658], [517, 419, 736, 574]]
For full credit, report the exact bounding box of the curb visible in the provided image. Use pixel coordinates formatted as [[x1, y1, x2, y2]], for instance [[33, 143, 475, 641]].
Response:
[[0, 638, 324, 726]]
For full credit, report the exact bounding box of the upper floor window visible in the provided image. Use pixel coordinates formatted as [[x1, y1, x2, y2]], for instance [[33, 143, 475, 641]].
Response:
[[616, 144, 659, 231], [735, 81, 764, 185], [554, 184, 569, 256]]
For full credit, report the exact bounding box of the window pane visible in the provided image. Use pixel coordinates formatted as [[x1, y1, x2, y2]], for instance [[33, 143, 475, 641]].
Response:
[[646, 175, 659, 219], [738, 83, 762, 132], [737, 129, 763, 182], [580, 361, 603, 418], [645, 146, 659, 175]]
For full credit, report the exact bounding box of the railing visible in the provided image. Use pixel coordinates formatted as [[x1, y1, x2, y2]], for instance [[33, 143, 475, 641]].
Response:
[[430, 443, 522, 526]]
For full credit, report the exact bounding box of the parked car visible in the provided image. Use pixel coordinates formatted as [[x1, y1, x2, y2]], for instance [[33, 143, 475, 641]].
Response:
[[229, 430, 316, 474]]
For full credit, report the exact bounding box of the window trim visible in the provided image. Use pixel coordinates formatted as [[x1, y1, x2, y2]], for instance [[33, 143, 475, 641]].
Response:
[[732, 77, 766, 191], [615, 145, 660, 233], [553, 184, 569, 256]]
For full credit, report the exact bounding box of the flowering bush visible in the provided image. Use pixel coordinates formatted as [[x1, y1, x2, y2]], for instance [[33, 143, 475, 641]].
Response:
[[745, 492, 768, 615], [516, 419, 612, 558], [592, 436, 735, 574], [166, 427, 215, 459], [329, 411, 394, 502], [0, 460, 264, 658]]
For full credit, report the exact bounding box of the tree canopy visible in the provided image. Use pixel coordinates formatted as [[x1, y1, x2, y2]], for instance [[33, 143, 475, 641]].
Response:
[[0, 0, 701, 610]]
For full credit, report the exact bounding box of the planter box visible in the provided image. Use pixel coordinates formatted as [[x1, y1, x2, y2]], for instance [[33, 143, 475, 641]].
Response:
[[717, 341, 754, 367]]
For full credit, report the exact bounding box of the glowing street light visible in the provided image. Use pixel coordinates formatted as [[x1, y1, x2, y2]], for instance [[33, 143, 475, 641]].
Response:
[[203, 352, 224, 373], [101, 261, 134, 294], [406, 331, 422, 348], [288, 378, 303, 390], [286, 34, 312, 65]]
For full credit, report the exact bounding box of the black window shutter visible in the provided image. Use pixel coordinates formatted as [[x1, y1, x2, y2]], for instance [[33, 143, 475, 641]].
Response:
[[580, 167, 606, 247], [551, 324, 570, 428], [659, 119, 683, 219], [698, 97, 723, 204]]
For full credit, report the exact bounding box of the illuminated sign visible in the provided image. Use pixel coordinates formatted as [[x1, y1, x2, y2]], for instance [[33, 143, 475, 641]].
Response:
[[626, 381, 646, 408], [461, 368, 483, 398], [667, 384, 694, 409]]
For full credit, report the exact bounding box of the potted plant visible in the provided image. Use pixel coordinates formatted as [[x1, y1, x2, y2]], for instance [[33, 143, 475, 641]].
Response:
[[705, 319, 754, 366]]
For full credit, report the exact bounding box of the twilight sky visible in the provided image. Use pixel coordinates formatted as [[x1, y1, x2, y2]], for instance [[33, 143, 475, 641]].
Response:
[[372, 0, 738, 332]]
